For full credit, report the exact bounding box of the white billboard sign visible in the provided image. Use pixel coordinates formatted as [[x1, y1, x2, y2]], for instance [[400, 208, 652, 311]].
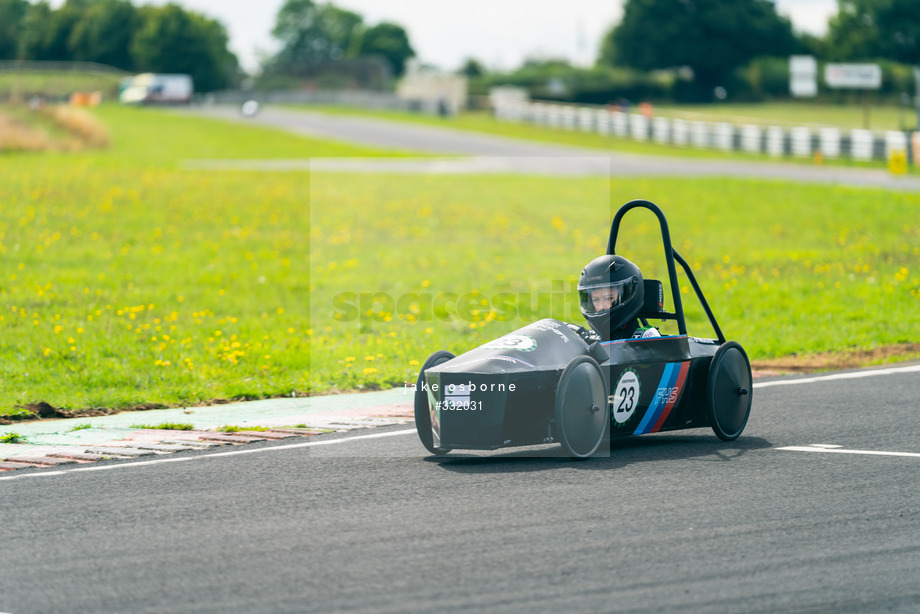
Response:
[[825, 64, 882, 89], [789, 55, 817, 97]]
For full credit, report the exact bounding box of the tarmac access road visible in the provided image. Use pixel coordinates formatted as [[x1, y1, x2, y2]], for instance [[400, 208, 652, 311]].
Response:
[[181, 105, 920, 191], [1, 364, 918, 613]]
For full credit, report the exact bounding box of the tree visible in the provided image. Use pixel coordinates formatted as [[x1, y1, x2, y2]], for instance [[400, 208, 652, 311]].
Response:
[[18, 0, 86, 61], [458, 58, 485, 78], [355, 22, 414, 77], [68, 0, 138, 70], [601, 0, 795, 100], [270, 0, 363, 69], [827, 0, 920, 63], [0, 0, 28, 60], [131, 4, 239, 91]]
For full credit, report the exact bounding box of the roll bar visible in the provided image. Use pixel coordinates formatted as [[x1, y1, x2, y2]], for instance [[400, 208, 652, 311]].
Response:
[[606, 200, 725, 343]]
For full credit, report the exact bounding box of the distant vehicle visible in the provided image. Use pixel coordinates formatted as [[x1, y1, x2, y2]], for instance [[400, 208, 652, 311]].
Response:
[[240, 100, 260, 117], [119, 74, 193, 105]]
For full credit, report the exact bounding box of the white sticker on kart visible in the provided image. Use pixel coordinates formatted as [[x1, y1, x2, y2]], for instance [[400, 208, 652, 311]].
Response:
[[444, 383, 472, 409], [482, 334, 536, 352], [610, 369, 640, 425], [445, 383, 471, 396]]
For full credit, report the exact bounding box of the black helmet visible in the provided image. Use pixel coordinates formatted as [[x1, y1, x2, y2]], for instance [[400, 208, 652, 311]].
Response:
[[577, 255, 644, 339]]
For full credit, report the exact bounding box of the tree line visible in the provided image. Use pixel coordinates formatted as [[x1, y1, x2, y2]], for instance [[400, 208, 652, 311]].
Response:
[[0, 0, 239, 91], [601, 0, 920, 101], [4, 0, 914, 102], [471, 0, 920, 103], [265, 0, 415, 80], [0, 0, 416, 92]]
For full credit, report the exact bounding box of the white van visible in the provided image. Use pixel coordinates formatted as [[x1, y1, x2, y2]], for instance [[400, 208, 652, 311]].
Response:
[[119, 74, 193, 104]]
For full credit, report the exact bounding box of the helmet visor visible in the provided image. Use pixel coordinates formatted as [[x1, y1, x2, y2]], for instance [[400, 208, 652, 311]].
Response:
[[579, 279, 637, 315]]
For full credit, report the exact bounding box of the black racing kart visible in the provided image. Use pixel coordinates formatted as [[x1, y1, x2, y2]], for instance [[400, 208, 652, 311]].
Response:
[[413, 200, 753, 459]]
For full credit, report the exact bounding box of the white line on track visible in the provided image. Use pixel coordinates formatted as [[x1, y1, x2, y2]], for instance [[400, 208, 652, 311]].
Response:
[[0, 428, 417, 482], [754, 364, 920, 388], [777, 446, 920, 458]]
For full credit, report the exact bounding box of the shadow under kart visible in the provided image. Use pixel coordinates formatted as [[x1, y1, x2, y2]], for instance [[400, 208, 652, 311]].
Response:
[[414, 200, 753, 460]]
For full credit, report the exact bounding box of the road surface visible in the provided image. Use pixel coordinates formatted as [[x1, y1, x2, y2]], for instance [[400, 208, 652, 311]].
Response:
[[2, 365, 918, 613], [182, 105, 920, 191]]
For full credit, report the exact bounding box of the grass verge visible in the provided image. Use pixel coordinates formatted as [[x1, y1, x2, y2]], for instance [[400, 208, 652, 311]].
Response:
[[130, 422, 195, 430], [0, 103, 917, 421], [1, 103, 110, 152], [0, 104, 408, 419], [654, 101, 917, 131], [0, 70, 123, 101]]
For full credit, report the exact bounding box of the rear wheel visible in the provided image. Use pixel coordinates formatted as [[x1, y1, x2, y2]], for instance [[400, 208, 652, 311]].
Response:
[[554, 355, 608, 460], [707, 342, 753, 441], [414, 350, 455, 455]]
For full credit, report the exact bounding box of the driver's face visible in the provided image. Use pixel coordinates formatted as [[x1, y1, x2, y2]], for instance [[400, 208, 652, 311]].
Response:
[[591, 287, 620, 311]]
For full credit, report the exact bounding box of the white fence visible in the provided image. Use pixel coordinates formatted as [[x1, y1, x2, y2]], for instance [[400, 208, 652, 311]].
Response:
[[492, 98, 916, 164]]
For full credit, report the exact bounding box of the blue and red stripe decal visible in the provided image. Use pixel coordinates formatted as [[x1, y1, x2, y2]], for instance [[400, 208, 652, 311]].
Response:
[[633, 361, 690, 434]]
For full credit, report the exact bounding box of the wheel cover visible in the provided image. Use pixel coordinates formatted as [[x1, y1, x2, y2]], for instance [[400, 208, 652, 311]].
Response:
[[708, 343, 753, 441], [556, 357, 608, 459], [414, 351, 455, 455]]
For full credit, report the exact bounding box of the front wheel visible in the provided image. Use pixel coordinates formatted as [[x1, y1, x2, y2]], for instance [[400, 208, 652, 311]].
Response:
[[707, 341, 753, 441], [554, 355, 608, 460], [414, 350, 455, 455]]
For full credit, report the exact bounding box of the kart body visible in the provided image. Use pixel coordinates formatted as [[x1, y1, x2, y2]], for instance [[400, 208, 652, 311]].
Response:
[[414, 200, 753, 458], [423, 318, 722, 451]]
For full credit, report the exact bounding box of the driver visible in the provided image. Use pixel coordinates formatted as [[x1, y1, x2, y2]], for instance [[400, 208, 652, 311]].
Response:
[[576, 255, 660, 341]]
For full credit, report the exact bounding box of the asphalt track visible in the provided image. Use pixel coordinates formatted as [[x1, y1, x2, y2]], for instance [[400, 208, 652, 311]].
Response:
[[2, 365, 918, 613], [182, 105, 920, 191]]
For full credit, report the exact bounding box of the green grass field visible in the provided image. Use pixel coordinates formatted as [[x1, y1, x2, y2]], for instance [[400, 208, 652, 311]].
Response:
[[0, 105, 405, 417], [1, 104, 919, 418], [308, 174, 920, 392], [0, 70, 124, 101]]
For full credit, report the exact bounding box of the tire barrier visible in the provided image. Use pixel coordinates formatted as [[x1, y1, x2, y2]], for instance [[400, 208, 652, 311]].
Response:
[[492, 97, 919, 166]]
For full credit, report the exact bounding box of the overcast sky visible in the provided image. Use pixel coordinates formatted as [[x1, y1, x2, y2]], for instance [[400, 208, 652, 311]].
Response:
[[52, 0, 840, 73]]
